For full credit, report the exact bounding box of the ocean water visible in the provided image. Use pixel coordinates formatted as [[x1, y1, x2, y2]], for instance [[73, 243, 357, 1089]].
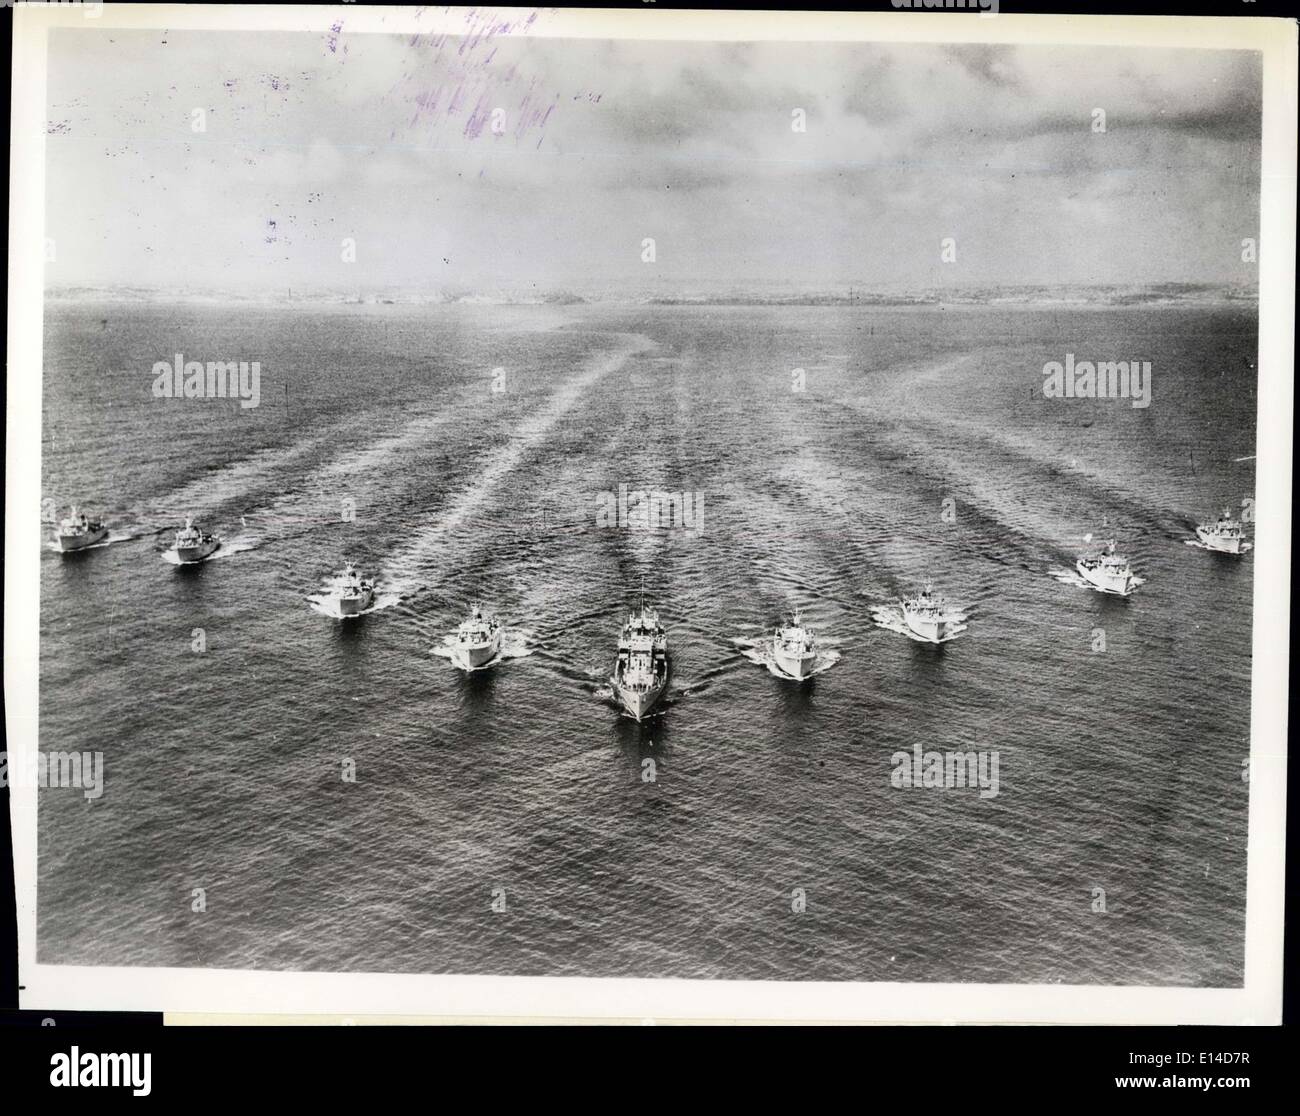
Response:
[[36, 299, 1255, 985]]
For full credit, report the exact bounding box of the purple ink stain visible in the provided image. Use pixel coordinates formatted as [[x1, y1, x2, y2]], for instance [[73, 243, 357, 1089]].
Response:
[[393, 11, 570, 147]]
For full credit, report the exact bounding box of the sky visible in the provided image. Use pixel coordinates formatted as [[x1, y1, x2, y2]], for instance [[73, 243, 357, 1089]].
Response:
[[42, 16, 1263, 296]]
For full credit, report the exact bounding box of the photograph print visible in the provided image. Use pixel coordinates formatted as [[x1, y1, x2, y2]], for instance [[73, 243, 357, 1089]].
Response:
[[8, 5, 1293, 1022]]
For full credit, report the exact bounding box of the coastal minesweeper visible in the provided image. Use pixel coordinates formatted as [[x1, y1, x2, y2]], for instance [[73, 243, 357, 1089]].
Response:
[[55, 506, 107, 552], [902, 581, 960, 643], [173, 517, 221, 564], [450, 604, 502, 669], [1196, 508, 1247, 554], [1076, 539, 1137, 595], [772, 611, 818, 679], [331, 563, 375, 616], [611, 598, 670, 720]]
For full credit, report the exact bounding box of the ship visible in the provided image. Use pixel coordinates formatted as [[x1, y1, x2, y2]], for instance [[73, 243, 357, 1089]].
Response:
[[173, 517, 221, 564], [450, 604, 502, 669], [55, 506, 107, 552], [331, 563, 375, 616], [1076, 539, 1137, 595], [901, 581, 960, 642], [772, 611, 818, 679], [611, 598, 670, 720], [1195, 508, 1247, 554]]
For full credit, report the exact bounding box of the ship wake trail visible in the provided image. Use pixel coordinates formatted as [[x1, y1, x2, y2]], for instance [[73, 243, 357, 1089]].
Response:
[[379, 333, 657, 597], [142, 435, 342, 524], [248, 392, 493, 539]]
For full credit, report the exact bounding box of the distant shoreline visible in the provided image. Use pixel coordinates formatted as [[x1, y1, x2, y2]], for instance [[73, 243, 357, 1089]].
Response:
[[44, 285, 1258, 311]]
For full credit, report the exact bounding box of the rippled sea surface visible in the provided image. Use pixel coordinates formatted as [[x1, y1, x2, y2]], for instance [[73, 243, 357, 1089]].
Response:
[[37, 300, 1255, 984]]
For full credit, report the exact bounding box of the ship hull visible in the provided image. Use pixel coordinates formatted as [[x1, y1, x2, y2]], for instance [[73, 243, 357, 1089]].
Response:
[[452, 636, 501, 670], [175, 539, 220, 564], [772, 646, 817, 679], [1196, 527, 1243, 554], [1076, 560, 1134, 595], [904, 614, 951, 643], [57, 527, 107, 552], [336, 591, 374, 616], [613, 663, 670, 721]]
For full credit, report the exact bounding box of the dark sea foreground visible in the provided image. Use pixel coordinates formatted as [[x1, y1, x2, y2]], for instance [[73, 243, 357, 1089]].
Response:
[[36, 299, 1255, 984]]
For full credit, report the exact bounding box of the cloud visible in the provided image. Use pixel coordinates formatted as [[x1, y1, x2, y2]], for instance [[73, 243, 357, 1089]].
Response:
[[43, 29, 1263, 293], [944, 44, 1020, 89]]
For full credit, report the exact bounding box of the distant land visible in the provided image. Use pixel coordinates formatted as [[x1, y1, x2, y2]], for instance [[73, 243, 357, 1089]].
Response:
[[43, 282, 1258, 309]]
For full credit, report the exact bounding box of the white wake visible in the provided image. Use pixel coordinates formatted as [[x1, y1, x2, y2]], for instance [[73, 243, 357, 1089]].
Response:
[[379, 334, 656, 597]]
